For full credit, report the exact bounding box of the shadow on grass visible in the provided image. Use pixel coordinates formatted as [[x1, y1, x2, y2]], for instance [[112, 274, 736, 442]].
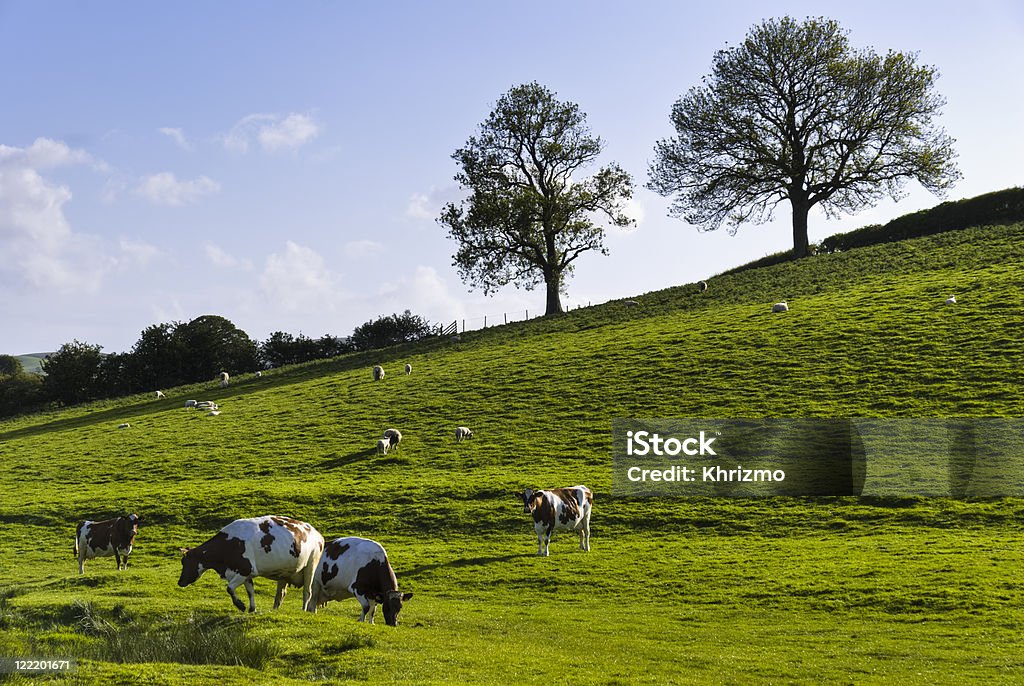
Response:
[[402, 553, 524, 580], [321, 449, 377, 469]]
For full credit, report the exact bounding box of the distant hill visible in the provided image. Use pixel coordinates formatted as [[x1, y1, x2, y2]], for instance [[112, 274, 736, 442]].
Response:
[[14, 354, 49, 375]]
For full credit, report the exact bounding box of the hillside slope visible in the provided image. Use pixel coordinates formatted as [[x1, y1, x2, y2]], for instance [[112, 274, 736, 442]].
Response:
[[1, 223, 1023, 684]]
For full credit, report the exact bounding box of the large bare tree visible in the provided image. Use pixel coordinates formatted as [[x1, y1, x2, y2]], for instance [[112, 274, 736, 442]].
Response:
[[440, 82, 634, 315], [648, 16, 960, 257]]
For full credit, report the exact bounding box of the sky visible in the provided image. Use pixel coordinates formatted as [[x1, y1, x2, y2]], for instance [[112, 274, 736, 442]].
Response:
[[1, 1, 1022, 355]]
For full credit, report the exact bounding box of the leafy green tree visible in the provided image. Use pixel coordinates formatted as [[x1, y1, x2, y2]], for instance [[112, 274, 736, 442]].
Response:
[[131, 323, 186, 388], [440, 82, 634, 315], [648, 16, 960, 258], [351, 310, 434, 351], [0, 355, 23, 377], [40, 340, 104, 406], [174, 315, 259, 382], [0, 370, 44, 417]]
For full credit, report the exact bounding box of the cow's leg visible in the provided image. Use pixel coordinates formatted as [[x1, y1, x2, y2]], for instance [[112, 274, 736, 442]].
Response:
[[114, 550, 123, 570], [582, 511, 591, 551], [225, 575, 248, 612], [77, 546, 85, 575], [535, 526, 545, 556], [357, 595, 371, 622], [244, 579, 257, 612], [300, 563, 316, 612], [543, 525, 554, 557], [273, 580, 287, 609], [365, 600, 377, 624], [306, 580, 321, 614]]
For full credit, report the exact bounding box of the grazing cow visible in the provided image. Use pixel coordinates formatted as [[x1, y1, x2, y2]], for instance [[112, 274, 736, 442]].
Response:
[[455, 426, 473, 443], [155, 390, 165, 399], [178, 515, 325, 613], [75, 514, 142, 574], [308, 537, 413, 626], [404, 363, 412, 375], [520, 485, 592, 556]]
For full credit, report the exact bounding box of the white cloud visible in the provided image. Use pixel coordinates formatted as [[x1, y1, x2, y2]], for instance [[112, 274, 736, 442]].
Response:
[[623, 195, 646, 226], [135, 172, 221, 206], [343, 239, 385, 259], [259, 241, 342, 312], [405, 185, 464, 221], [118, 238, 159, 267], [204, 242, 252, 270], [158, 127, 191, 151], [222, 113, 321, 154], [0, 138, 114, 292], [0, 137, 94, 170]]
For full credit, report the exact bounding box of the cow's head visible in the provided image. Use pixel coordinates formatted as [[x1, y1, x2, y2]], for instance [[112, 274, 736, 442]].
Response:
[[119, 514, 142, 540], [374, 590, 413, 627], [177, 547, 205, 587], [520, 488, 542, 513]]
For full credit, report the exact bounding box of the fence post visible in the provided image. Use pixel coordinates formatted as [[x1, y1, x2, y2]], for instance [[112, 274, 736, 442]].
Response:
[[526, 309, 529, 320], [504, 312, 507, 325], [462, 319, 465, 333]]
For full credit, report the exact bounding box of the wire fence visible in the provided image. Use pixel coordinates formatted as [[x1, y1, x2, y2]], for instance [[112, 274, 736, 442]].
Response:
[[439, 303, 593, 335]]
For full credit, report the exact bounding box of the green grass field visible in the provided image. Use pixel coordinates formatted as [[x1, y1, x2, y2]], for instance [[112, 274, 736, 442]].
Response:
[[2, 223, 1023, 684]]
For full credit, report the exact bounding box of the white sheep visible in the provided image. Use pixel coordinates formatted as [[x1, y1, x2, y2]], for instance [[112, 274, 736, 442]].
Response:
[[185, 399, 197, 408], [455, 426, 473, 443], [383, 428, 402, 452], [219, 371, 230, 388], [154, 390, 165, 399], [118, 423, 131, 429], [207, 410, 221, 417], [772, 302, 789, 313], [256, 371, 263, 378], [376, 438, 390, 455], [405, 363, 412, 375], [946, 295, 957, 305], [373, 365, 385, 381]]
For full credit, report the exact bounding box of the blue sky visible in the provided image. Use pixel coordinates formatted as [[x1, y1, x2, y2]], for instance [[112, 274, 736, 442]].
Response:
[[1, 1, 1022, 354]]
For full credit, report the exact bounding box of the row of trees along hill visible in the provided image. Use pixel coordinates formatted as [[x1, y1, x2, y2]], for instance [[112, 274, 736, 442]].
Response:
[[0, 310, 434, 417], [441, 16, 959, 313]]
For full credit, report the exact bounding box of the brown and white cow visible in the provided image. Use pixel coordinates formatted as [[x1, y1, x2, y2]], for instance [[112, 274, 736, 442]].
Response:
[[178, 515, 325, 613], [308, 536, 413, 626], [75, 514, 142, 574], [520, 485, 592, 556]]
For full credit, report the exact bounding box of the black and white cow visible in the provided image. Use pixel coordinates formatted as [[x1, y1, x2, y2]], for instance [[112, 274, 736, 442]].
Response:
[[520, 485, 592, 556], [308, 537, 413, 626], [178, 515, 325, 612], [75, 514, 142, 574]]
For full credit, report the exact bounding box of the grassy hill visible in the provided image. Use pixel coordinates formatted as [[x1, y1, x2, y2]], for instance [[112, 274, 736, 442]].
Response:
[[13, 354, 48, 376], [1, 223, 1023, 684]]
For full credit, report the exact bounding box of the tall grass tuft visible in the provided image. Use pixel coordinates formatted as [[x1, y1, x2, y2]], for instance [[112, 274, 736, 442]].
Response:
[[36, 601, 281, 669]]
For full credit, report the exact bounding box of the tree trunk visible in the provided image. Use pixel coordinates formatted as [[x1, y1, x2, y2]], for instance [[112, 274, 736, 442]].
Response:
[[544, 272, 563, 315], [791, 201, 811, 258]]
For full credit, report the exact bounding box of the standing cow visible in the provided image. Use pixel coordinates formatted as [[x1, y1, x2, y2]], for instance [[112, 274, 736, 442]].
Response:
[[178, 515, 325, 612], [308, 537, 413, 626], [75, 514, 142, 574], [520, 485, 592, 556]]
